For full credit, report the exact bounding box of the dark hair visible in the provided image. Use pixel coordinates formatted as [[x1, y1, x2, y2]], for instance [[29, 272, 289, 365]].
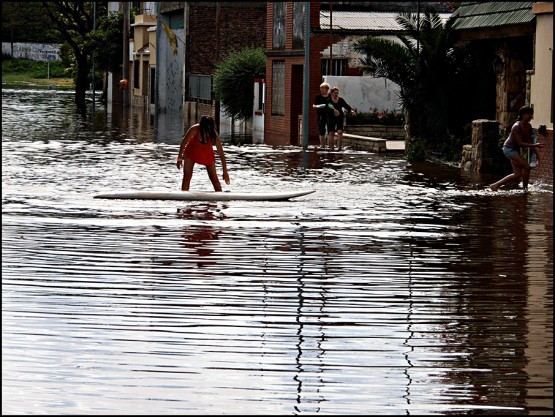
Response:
[[199, 116, 217, 144], [517, 106, 534, 120]]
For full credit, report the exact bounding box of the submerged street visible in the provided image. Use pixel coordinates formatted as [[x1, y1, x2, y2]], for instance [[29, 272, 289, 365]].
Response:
[[2, 88, 553, 415]]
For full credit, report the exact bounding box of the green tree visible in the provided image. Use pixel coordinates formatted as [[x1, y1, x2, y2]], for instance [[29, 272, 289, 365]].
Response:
[[89, 11, 123, 75], [2, 2, 62, 45], [41, 2, 108, 112], [213, 47, 266, 121], [88, 10, 124, 103], [354, 12, 456, 142], [354, 11, 495, 161], [353, 11, 490, 161]]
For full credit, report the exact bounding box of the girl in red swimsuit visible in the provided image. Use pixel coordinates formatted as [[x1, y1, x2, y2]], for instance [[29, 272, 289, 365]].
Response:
[[176, 116, 230, 191]]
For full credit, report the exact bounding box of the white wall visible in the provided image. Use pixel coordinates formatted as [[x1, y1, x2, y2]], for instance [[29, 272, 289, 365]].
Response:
[[323, 75, 402, 114], [530, 7, 553, 129], [2, 42, 61, 61]]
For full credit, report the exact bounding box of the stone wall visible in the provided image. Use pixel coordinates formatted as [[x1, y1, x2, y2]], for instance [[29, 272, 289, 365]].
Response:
[[345, 124, 405, 140], [461, 119, 511, 174]]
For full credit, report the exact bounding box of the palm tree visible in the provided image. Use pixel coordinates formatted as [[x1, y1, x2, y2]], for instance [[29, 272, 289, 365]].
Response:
[[353, 11, 456, 146]]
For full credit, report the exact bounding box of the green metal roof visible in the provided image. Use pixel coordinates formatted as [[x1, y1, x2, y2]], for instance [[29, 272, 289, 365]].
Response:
[[451, 2, 535, 30]]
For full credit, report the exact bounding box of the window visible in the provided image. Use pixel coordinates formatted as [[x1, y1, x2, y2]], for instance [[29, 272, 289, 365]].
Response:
[[321, 59, 348, 76], [292, 2, 305, 50], [273, 2, 286, 50], [272, 61, 285, 115], [169, 11, 184, 30], [189, 74, 212, 102]]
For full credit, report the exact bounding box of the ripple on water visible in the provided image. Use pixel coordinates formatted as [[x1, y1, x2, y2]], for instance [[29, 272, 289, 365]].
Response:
[[2, 88, 552, 415]]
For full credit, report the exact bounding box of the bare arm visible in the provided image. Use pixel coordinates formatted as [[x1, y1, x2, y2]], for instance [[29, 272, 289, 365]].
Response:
[[341, 98, 356, 115], [514, 124, 543, 151], [214, 133, 230, 185]]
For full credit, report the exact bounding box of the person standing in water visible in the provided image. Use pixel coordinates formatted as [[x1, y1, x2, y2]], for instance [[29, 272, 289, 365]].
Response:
[[326, 87, 356, 151], [176, 115, 230, 191], [489, 106, 543, 192], [312, 82, 331, 148]]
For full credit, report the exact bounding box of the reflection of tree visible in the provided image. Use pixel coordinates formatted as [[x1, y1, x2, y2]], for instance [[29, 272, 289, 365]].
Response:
[[408, 194, 531, 410]]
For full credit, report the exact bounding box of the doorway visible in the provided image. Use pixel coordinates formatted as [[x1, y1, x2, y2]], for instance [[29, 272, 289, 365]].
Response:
[[290, 65, 304, 145]]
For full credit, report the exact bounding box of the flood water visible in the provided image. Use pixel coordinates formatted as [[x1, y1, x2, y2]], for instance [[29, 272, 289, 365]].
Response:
[[2, 88, 553, 415]]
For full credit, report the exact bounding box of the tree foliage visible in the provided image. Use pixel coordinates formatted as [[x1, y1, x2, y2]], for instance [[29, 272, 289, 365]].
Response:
[[2, 2, 62, 44], [353, 10, 493, 160], [213, 47, 266, 121], [41, 2, 109, 112], [89, 11, 123, 74], [354, 12, 454, 140]]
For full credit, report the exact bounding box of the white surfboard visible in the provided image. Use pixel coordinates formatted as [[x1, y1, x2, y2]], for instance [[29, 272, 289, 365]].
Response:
[[94, 189, 315, 201]]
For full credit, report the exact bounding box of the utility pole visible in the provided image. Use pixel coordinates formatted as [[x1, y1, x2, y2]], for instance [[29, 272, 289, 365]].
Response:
[[215, 2, 220, 131], [329, 1, 333, 76], [92, 2, 96, 110], [302, 2, 310, 150], [122, 2, 130, 107]]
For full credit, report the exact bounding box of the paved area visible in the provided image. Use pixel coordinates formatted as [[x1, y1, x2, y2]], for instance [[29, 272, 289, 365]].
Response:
[[386, 140, 405, 151]]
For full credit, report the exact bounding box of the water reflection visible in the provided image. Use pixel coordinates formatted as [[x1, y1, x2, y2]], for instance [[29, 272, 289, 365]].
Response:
[[2, 88, 552, 415], [178, 204, 224, 264]]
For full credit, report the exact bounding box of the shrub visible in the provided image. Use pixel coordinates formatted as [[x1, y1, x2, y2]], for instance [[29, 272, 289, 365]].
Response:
[[405, 136, 428, 162], [346, 107, 404, 126], [213, 47, 266, 121]]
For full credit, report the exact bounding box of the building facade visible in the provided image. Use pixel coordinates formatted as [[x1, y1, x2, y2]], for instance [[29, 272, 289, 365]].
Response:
[[156, 1, 267, 133], [452, 1, 553, 182], [263, 2, 450, 146]]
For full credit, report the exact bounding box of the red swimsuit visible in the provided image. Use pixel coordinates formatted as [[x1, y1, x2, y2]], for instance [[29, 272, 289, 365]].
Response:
[[183, 131, 216, 166]]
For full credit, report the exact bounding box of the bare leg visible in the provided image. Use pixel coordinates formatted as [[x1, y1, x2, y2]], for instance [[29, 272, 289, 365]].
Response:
[[337, 130, 343, 151], [181, 158, 195, 191], [489, 156, 528, 191], [329, 131, 335, 150], [521, 164, 531, 191], [206, 163, 222, 191], [319, 135, 325, 148]]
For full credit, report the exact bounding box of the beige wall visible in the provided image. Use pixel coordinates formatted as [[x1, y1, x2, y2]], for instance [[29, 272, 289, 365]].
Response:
[[530, 3, 553, 128], [148, 28, 156, 66]]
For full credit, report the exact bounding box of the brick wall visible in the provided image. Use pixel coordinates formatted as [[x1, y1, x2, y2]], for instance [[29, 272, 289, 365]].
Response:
[[530, 128, 553, 183], [183, 2, 266, 125], [265, 2, 345, 145], [188, 3, 266, 75]]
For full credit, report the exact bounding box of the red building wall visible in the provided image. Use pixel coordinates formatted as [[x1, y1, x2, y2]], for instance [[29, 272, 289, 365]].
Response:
[[530, 128, 553, 183], [265, 2, 344, 146]]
